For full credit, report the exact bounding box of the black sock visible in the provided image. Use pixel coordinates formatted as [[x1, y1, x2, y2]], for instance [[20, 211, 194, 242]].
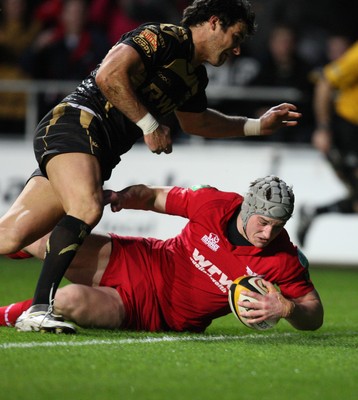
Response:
[[32, 215, 91, 306]]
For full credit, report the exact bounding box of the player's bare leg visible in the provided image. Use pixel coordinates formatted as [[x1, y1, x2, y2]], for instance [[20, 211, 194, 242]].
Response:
[[55, 285, 126, 329], [0, 176, 64, 255], [16, 153, 103, 334], [1, 233, 114, 329]]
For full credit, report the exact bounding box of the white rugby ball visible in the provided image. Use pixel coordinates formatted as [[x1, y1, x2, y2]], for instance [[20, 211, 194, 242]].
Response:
[[228, 276, 278, 330]]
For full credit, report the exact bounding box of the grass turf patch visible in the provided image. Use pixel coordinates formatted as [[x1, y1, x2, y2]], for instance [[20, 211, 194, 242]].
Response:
[[0, 257, 357, 400]]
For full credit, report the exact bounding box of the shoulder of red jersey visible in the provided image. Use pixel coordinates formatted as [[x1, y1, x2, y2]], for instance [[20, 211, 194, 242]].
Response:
[[166, 185, 242, 218]]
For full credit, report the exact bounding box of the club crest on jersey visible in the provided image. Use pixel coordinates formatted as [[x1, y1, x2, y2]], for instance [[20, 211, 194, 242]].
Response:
[[201, 232, 220, 251], [140, 29, 158, 50]]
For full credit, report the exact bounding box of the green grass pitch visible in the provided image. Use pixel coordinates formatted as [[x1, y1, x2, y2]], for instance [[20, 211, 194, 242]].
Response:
[[0, 257, 357, 400]]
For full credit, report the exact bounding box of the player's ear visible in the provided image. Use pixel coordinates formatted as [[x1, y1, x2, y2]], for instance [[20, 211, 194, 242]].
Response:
[[209, 15, 220, 30]]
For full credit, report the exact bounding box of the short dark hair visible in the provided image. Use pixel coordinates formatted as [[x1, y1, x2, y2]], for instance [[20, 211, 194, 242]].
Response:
[[181, 0, 256, 36]]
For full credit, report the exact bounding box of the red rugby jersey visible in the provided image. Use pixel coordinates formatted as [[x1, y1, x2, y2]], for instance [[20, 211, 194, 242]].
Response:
[[151, 186, 314, 332]]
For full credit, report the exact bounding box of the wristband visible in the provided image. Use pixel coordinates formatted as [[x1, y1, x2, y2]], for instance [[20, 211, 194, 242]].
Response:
[[136, 113, 159, 136], [243, 118, 261, 136]]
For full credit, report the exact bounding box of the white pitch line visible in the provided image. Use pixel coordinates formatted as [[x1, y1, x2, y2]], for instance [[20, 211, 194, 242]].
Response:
[[1, 331, 356, 350], [0, 333, 286, 350]]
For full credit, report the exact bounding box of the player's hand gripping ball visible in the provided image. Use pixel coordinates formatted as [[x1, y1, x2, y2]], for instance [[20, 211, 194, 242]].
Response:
[[228, 276, 279, 330]]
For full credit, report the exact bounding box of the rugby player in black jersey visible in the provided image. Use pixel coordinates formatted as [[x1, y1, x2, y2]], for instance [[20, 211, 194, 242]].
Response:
[[0, 0, 301, 333]]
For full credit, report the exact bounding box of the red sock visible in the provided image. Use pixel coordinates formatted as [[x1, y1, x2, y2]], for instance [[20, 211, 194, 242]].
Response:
[[6, 250, 33, 260], [0, 299, 33, 327]]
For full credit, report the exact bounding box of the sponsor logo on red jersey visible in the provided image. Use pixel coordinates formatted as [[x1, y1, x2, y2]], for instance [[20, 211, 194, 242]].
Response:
[[201, 232, 220, 252]]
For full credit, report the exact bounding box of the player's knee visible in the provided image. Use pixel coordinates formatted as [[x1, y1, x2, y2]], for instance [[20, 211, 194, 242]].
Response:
[[0, 228, 28, 255], [68, 199, 103, 227], [54, 285, 87, 322]]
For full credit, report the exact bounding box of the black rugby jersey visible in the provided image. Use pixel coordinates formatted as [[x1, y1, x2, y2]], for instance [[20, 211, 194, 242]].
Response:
[[61, 23, 209, 141], [120, 23, 209, 117]]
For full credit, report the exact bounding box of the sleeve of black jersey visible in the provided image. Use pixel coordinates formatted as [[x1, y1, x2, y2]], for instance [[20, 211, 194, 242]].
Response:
[[120, 24, 176, 70]]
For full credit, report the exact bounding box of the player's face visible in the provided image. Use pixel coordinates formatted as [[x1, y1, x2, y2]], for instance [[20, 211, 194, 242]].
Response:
[[245, 215, 285, 248], [207, 20, 247, 67]]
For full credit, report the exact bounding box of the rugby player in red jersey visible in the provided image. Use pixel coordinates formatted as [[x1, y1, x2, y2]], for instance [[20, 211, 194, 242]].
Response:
[[2, 176, 323, 333]]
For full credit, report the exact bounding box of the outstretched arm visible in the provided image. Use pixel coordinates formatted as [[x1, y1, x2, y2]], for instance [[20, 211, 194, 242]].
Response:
[[176, 103, 302, 139], [103, 184, 173, 214], [21, 185, 171, 258]]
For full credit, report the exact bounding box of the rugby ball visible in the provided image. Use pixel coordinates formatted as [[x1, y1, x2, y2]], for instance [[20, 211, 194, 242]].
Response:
[[228, 276, 278, 330]]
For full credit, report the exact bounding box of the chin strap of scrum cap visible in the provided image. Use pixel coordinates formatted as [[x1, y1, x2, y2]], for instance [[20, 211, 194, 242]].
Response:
[[241, 175, 295, 234]]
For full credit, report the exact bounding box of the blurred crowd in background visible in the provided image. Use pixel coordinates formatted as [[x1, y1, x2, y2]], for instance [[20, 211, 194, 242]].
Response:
[[1, 0, 358, 142]]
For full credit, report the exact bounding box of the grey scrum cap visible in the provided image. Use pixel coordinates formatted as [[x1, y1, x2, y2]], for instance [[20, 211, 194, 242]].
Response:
[[241, 175, 295, 230]]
